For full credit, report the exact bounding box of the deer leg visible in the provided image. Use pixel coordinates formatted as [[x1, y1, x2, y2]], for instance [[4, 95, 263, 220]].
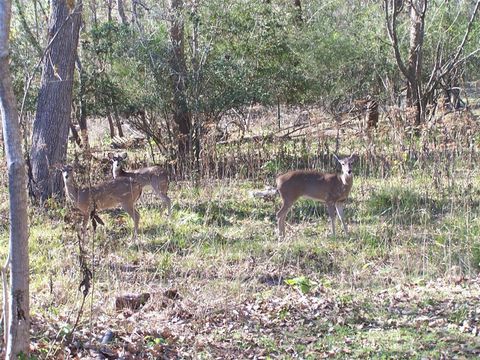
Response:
[[335, 202, 348, 235], [158, 193, 172, 217], [133, 209, 140, 239], [326, 203, 337, 237], [152, 178, 171, 216], [122, 203, 140, 240], [276, 200, 292, 238]]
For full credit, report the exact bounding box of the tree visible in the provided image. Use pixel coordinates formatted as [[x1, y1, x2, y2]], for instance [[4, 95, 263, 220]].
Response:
[[384, 0, 480, 124], [0, 0, 30, 356], [168, 0, 191, 158], [29, 0, 82, 200], [117, 0, 128, 25], [293, 0, 303, 24], [384, 0, 426, 124]]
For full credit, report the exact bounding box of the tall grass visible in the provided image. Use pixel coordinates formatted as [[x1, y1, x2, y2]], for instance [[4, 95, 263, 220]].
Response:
[[0, 106, 479, 357]]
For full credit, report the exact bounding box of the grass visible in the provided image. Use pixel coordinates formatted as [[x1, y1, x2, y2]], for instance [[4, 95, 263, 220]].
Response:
[[1, 109, 480, 358]]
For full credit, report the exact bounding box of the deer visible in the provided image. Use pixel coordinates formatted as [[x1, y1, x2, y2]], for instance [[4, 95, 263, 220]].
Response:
[[59, 164, 143, 240], [107, 153, 171, 216], [272, 154, 358, 238]]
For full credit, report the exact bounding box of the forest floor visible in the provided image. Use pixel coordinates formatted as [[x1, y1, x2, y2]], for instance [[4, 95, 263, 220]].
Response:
[[1, 104, 480, 359]]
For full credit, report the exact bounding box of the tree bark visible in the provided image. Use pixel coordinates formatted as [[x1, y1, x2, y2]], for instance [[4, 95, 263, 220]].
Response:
[[89, 0, 97, 26], [0, 0, 30, 357], [131, 0, 137, 25], [76, 56, 90, 153], [406, 0, 426, 125], [29, 0, 82, 201], [107, 113, 116, 138], [106, 0, 112, 22], [117, 0, 128, 25], [293, 0, 303, 24], [113, 109, 124, 137], [168, 0, 191, 158], [385, 0, 427, 125]]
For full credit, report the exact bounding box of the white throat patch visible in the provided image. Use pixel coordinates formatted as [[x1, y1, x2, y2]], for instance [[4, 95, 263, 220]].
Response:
[[112, 162, 120, 179], [341, 173, 350, 185]]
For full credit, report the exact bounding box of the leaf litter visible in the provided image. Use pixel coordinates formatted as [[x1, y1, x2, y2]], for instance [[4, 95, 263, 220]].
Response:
[[27, 275, 480, 359]]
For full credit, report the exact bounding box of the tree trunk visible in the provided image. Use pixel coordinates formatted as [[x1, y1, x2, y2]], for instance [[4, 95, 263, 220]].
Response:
[[384, 0, 427, 125], [107, 113, 116, 138], [406, 0, 426, 125], [117, 0, 128, 25], [69, 120, 81, 146], [293, 0, 303, 24], [113, 109, 124, 137], [131, 0, 137, 25], [0, 0, 30, 357], [76, 56, 90, 154], [168, 0, 191, 158], [89, 0, 97, 26], [107, 0, 112, 22], [29, 0, 82, 201]]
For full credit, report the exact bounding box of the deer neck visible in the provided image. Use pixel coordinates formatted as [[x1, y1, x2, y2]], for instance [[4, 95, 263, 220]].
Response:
[[64, 177, 80, 203], [112, 163, 125, 179], [339, 172, 353, 187], [114, 164, 137, 179]]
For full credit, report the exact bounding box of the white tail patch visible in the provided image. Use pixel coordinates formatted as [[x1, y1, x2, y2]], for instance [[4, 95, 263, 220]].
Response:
[[250, 186, 277, 199]]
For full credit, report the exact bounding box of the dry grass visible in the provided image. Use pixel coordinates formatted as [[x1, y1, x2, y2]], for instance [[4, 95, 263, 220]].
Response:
[[1, 107, 480, 358]]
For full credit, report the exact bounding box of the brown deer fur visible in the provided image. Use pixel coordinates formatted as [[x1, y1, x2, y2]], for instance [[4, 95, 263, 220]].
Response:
[[60, 165, 143, 239], [276, 154, 357, 237]]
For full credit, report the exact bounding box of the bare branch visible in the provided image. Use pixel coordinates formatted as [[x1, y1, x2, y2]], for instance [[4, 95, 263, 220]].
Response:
[[384, 0, 410, 80], [423, 0, 480, 98], [448, 0, 480, 71], [424, 40, 442, 94]]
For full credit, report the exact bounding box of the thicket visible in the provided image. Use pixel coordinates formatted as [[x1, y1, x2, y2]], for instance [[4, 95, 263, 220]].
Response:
[[9, 0, 480, 165]]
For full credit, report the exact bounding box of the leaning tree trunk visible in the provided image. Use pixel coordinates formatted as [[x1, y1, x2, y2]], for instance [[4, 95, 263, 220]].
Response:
[[168, 0, 191, 160], [30, 0, 82, 201], [0, 0, 30, 357]]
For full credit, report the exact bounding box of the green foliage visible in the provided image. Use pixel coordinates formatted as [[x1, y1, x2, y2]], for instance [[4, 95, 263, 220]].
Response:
[[285, 276, 316, 294], [81, 21, 171, 118], [9, 0, 480, 146]]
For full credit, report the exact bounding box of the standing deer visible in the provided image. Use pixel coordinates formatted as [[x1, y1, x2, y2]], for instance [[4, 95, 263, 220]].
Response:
[[108, 153, 171, 216], [275, 154, 357, 237], [353, 96, 379, 130], [59, 165, 143, 239]]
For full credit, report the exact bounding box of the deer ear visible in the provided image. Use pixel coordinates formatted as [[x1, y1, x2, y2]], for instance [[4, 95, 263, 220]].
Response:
[[107, 152, 114, 159], [122, 152, 128, 159], [333, 154, 340, 163], [349, 153, 358, 163]]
